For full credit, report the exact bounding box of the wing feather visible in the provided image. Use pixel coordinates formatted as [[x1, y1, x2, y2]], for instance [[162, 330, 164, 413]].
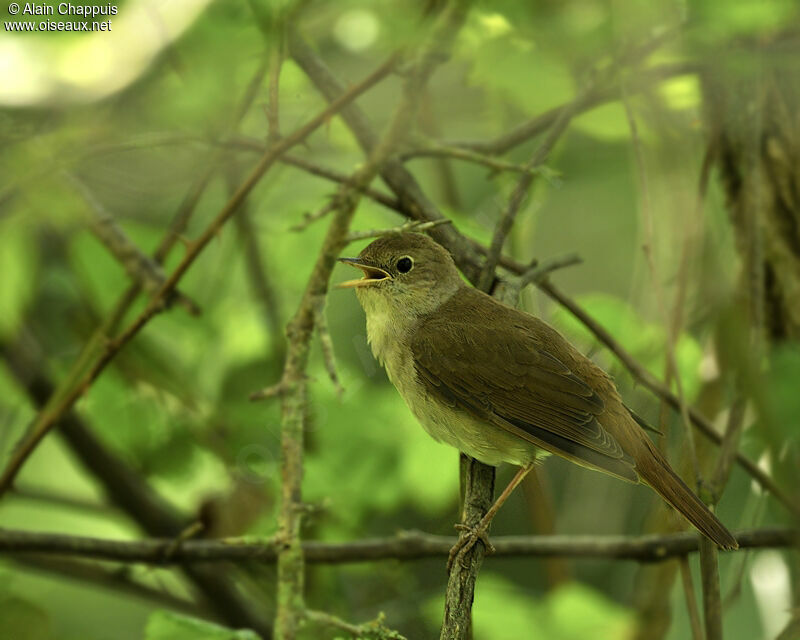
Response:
[[411, 291, 637, 482]]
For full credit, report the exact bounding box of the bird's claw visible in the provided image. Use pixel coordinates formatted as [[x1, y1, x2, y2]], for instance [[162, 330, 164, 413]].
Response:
[[446, 522, 495, 571]]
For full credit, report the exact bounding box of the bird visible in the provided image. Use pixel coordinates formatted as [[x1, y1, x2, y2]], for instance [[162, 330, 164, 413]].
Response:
[[338, 232, 737, 563]]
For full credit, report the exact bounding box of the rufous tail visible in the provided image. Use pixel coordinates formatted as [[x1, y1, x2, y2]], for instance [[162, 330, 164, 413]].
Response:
[[636, 440, 738, 550]]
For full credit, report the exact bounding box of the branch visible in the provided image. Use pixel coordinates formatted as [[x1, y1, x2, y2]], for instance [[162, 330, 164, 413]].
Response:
[[345, 219, 452, 243], [0, 54, 398, 499], [305, 610, 408, 640], [0, 527, 794, 564], [477, 84, 584, 292], [399, 140, 557, 177]]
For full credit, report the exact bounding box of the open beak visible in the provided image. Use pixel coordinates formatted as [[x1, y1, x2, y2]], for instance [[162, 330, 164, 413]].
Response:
[[337, 257, 392, 288]]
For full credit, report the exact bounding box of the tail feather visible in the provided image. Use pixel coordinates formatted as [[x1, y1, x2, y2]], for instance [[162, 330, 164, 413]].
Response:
[[636, 443, 738, 550]]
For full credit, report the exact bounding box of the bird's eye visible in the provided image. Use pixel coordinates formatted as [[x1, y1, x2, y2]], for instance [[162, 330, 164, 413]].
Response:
[[396, 256, 413, 273]]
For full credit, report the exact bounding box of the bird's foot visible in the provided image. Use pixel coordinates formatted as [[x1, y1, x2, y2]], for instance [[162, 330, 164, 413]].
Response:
[[446, 522, 495, 571]]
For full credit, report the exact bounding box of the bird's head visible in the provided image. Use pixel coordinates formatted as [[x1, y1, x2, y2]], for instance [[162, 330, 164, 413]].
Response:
[[338, 232, 462, 318]]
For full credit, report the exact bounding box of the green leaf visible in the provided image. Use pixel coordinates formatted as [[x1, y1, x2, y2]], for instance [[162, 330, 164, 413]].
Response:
[[144, 611, 260, 640], [425, 576, 634, 640], [765, 344, 800, 441]]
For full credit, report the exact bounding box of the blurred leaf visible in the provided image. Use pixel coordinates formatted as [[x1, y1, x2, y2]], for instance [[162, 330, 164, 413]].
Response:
[[0, 596, 54, 640], [144, 610, 259, 640], [573, 102, 631, 141], [463, 11, 573, 116], [426, 576, 634, 640], [765, 344, 800, 441], [550, 293, 703, 401], [692, 0, 797, 42]]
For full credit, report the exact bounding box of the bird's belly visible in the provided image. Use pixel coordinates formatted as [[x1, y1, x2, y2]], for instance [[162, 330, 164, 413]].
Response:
[[411, 396, 540, 467], [385, 353, 540, 467]]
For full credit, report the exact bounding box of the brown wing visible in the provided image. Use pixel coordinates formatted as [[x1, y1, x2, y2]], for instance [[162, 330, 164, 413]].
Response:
[[411, 292, 638, 482]]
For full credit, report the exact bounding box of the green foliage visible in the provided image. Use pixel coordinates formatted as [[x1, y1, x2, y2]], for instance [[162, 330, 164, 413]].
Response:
[[144, 611, 259, 640], [550, 293, 704, 401], [426, 576, 634, 640]]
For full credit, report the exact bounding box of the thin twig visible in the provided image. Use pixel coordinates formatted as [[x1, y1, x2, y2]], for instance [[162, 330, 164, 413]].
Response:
[[214, 141, 407, 216], [678, 556, 704, 640], [305, 610, 408, 640], [0, 54, 398, 499], [345, 218, 452, 242], [228, 168, 286, 361], [312, 295, 343, 397], [477, 82, 585, 292], [266, 9, 284, 142], [622, 86, 702, 486], [269, 6, 470, 636], [400, 141, 558, 178], [501, 253, 582, 304]]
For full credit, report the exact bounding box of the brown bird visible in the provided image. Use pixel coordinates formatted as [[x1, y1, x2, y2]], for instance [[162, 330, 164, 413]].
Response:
[[339, 232, 737, 560]]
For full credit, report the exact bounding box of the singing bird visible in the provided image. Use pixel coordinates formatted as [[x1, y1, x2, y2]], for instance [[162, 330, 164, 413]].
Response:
[[339, 232, 737, 557]]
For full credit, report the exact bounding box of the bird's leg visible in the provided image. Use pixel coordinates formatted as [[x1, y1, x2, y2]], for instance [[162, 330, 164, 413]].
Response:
[[447, 464, 534, 570]]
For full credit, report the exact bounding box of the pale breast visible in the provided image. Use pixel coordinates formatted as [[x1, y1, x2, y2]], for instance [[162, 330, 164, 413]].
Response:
[[362, 296, 541, 467]]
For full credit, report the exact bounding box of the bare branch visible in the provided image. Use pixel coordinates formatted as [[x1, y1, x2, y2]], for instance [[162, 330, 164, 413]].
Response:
[[400, 140, 558, 178], [312, 295, 343, 397], [345, 219, 452, 243], [305, 610, 408, 640], [678, 557, 704, 640], [477, 82, 585, 292], [0, 527, 794, 565]]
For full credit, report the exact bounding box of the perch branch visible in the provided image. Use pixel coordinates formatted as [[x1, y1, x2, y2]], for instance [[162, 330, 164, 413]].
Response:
[[0, 527, 794, 564]]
